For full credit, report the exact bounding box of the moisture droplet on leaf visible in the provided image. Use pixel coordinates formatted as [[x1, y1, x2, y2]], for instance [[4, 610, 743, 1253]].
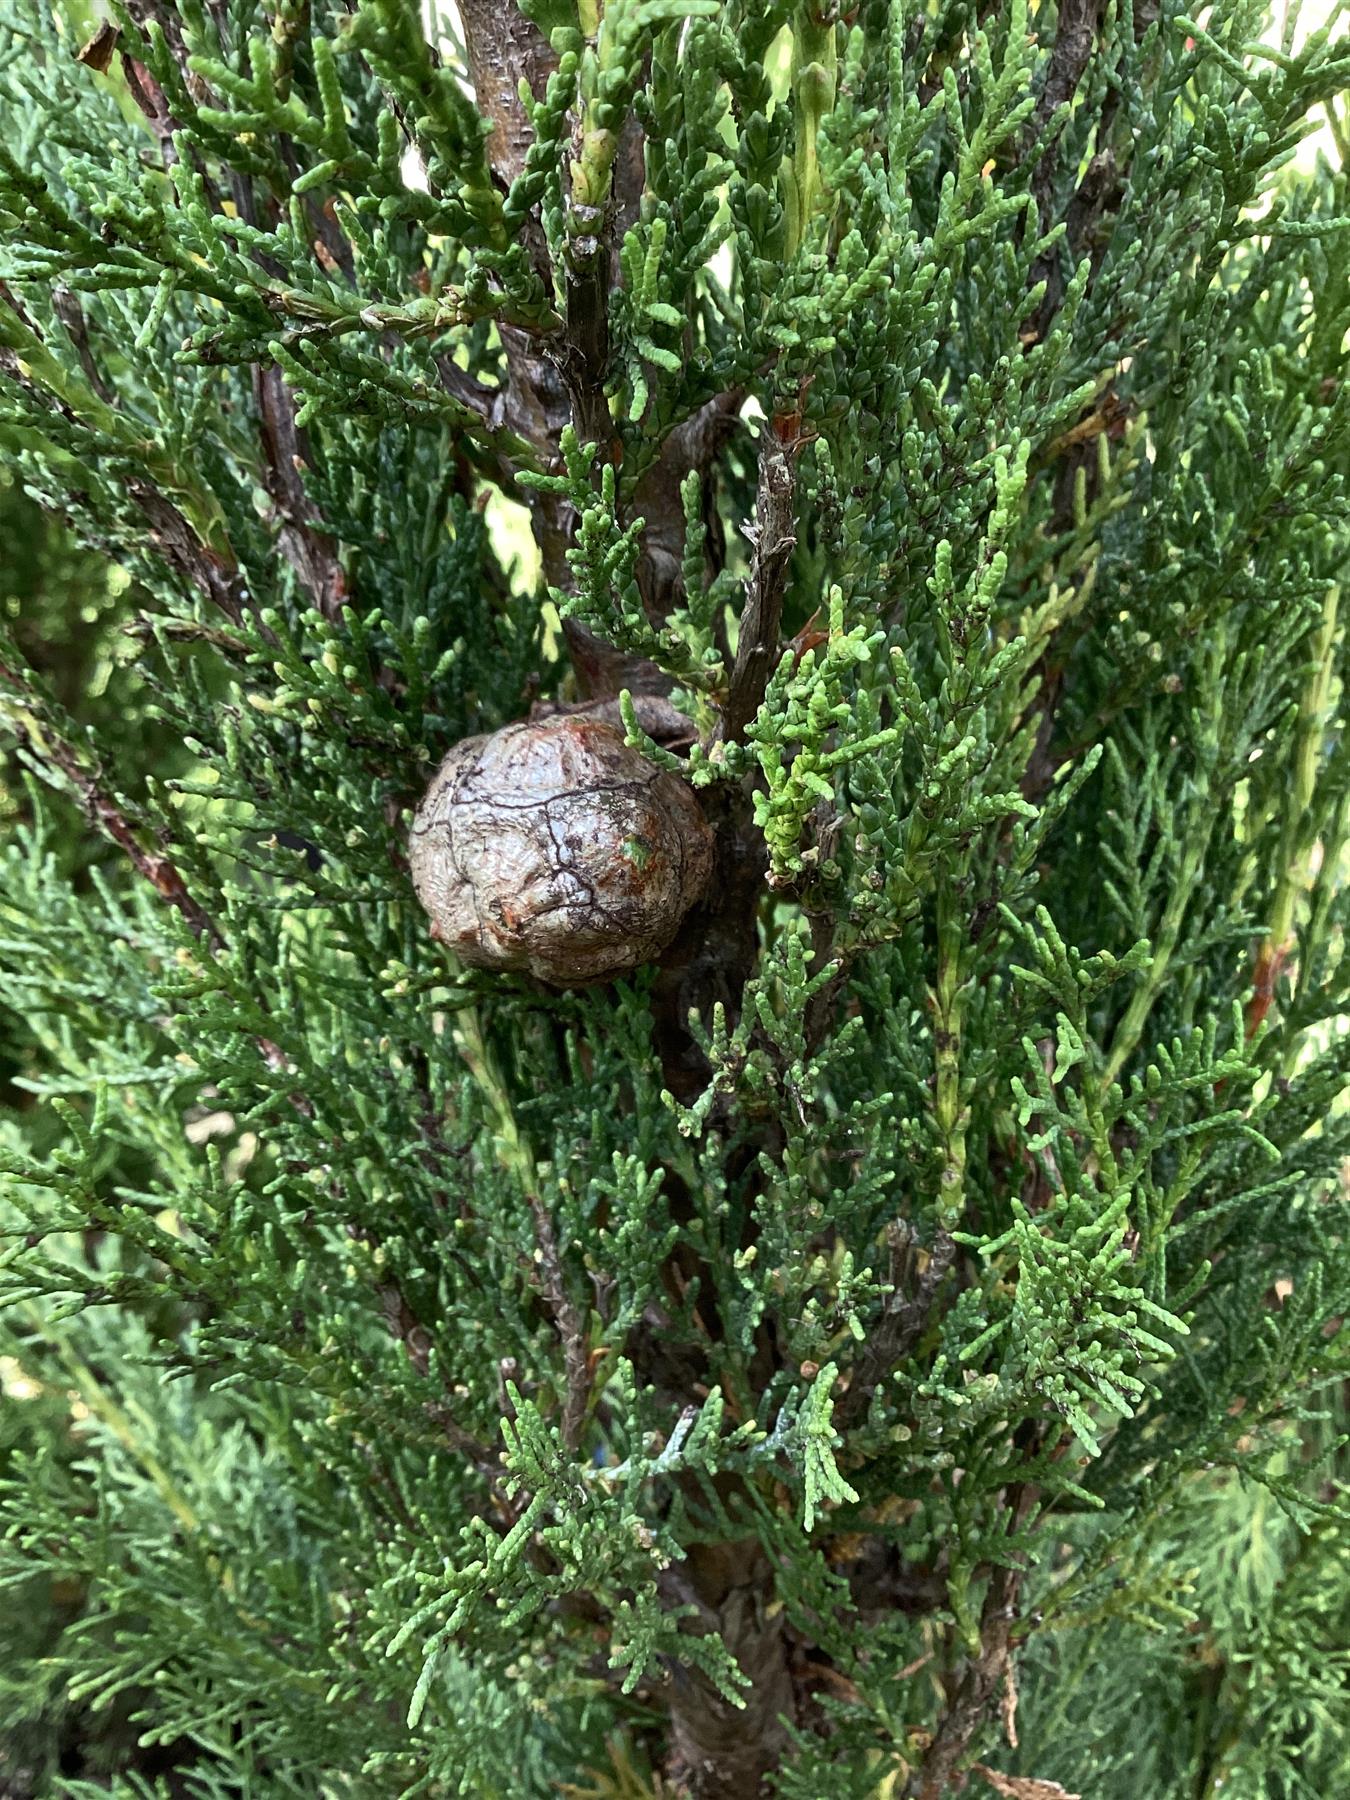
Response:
[[409, 715, 714, 986]]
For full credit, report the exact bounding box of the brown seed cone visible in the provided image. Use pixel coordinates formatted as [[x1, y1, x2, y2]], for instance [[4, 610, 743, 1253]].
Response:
[[409, 715, 714, 986]]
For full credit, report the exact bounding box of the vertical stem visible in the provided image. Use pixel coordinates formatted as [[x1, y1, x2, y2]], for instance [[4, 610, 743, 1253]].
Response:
[[718, 430, 797, 743], [35, 1313, 202, 1537], [933, 865, 970, 1228], [1102, 811, 1215, 1091], [454, 1007, 538, 1195], [1266, 586, 1339, 1059], [1273, 584, 1338, 950], [784, 3, 838, 256]]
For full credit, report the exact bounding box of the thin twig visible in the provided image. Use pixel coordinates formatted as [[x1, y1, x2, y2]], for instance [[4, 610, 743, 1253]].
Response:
[[51, 287, 116, 405], [125, 481, 250, 625], [0, 655, 222, 946], [841, 1223, 956, 1425], [252, 363, 348, 621], [908, 1481, 1039, 1800], [718, 429, 796, 744], [528, 1194, 591, 1453]]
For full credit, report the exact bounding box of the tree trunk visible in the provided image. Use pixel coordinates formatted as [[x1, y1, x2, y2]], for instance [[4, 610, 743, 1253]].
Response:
[[666, 1554, 795, 1798]]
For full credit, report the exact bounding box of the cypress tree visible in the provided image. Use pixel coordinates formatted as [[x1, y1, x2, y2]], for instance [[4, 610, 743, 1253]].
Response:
[[1, 1, 1349, 1794]]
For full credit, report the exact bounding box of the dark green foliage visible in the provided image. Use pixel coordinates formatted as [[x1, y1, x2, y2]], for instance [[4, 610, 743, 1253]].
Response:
[[1, 0, 1349, 1795]]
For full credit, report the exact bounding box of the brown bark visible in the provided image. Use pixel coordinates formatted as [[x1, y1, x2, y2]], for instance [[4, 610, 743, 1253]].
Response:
[[252, 364, 348, 621], [911, 1572, 1021, 1798], [456, 3, 573, 583], [718, 428, 798, 745], [528, 1195, 593, 1452], [841, 1224, 956, 1426], [125, 482, 250, 626], [1024, 0, 1109, 338], [666, 1553, 796, 1799], [457, 2, 556, 193], [632, 393, 742, 628], [0, 655, 222, 946], [908, 1481, 1039, 1799]]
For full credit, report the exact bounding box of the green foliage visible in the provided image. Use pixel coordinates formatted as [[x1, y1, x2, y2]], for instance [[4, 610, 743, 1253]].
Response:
[[0, 0, 1349, 1794]]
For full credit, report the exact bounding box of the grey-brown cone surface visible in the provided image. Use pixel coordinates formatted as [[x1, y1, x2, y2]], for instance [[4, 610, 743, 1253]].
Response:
[[409, 714, 714, 986]]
